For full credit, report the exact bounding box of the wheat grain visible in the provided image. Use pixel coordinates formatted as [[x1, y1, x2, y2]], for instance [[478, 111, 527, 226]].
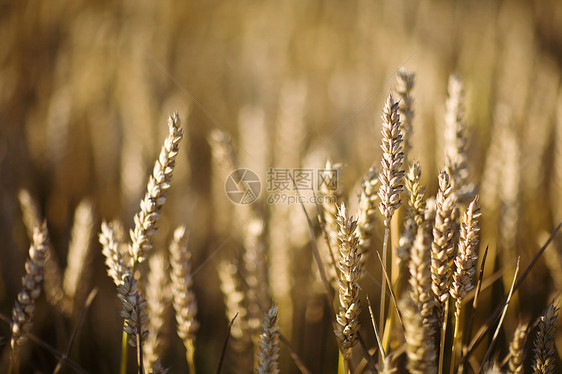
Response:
[[11, 223, 49, 357], [257, 306, 280, 374], [130, 113, 183, 265], [532, 303, 558, 374]]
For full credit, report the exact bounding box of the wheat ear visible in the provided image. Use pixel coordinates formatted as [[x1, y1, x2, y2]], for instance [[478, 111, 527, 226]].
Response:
[[169, 226, 199, 373], [450, 197, 480, 371], [397, 161, 427, 294], [144, 253, 170, 371], [377, 94, 404, 342], [118, 276, 149, 374], [217, 259, 253, 371], [508, 322, 529, 374], [444, 74, 475, 203], [17, 189, 67, 313], [408, 221, 436, 329], [403, 296, 437, 374], [243, 217, 271, 337], [532, 303, 559, 374], [63, 199, 94, 313], [100, 220, 131, 286], [396, 67, 415, 166], [319, 159, 343, 288], [257, 306, 280, 374], [130, 113, 183, 266], [431, 168, 459, 314], [357, 166, 378, 274], [334, 203, 361, 353], [11, 223, 49, 360], [378, 94, 405, 228]]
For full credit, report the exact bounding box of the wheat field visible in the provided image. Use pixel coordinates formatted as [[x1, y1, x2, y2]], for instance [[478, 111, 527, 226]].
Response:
[[1, 0, 562, 373]]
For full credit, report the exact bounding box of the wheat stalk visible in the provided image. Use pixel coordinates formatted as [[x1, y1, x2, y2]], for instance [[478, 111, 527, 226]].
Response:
[[129, 113, 183, 266], [532, 303, 559, 374], [257, 306, 280, 374]]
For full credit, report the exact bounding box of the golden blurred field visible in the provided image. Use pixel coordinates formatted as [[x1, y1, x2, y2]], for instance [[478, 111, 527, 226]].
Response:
[[1, 0, 562, 373]]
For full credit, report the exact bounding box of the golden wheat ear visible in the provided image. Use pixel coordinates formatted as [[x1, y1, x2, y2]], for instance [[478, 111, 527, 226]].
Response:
[[130, 113, 183, 266], [334, 203, 361, 353]]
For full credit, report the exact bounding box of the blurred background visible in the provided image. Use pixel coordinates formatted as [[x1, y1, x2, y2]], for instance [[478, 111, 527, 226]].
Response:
[[1, 0, 562, 372]]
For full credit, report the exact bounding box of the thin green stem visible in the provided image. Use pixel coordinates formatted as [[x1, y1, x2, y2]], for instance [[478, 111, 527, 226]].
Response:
[[120, 328, 128, 374]]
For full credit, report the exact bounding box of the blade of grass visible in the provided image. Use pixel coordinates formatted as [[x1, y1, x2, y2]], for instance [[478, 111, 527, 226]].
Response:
[[215, 313, 237, 374], [376, 251, 405, 336], [53, 288, 98, 374], [479, 258, 520, 372]]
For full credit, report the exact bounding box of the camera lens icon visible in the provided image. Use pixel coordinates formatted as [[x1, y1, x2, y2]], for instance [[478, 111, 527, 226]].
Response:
[[225, 168, 261, 204]]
